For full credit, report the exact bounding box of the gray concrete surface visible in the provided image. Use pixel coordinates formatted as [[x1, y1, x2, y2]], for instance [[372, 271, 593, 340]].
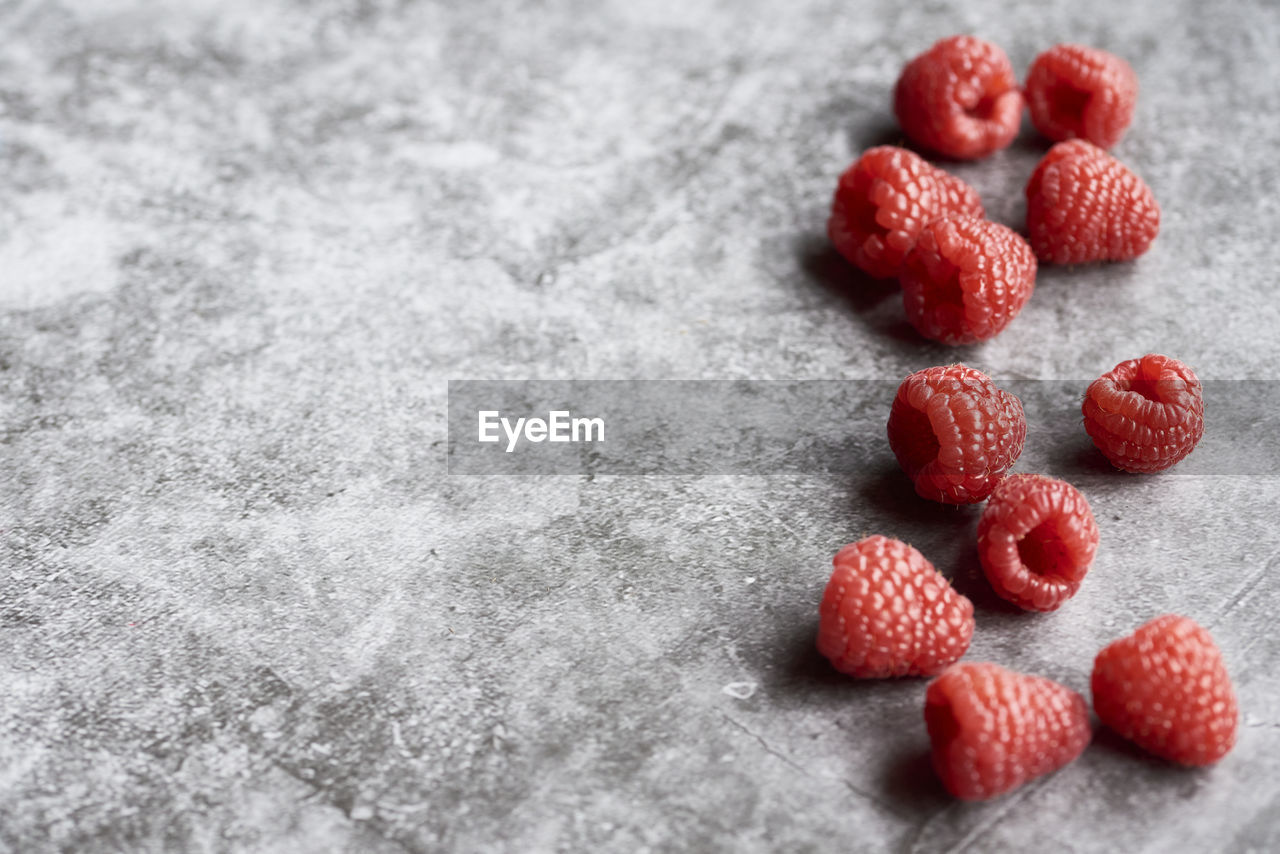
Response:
[[2, 0, 1279, 851]]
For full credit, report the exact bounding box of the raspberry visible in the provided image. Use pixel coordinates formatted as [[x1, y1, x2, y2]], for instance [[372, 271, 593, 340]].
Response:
[[1081, 353, 1205, 473], [828, 146, 983, 279], [1025, 140, 1160, 264], [893, 35, 1023, 160], [1091, 615, 1238, 766], [925, 662, 1092, 800], [935, 169, 983, 219], [817, 536, 974, 678], [900, 215, 1037, 345], [887, 364, 1026, 504], [1025, 44, 1138, 149], [977, 474, 1099, 612]]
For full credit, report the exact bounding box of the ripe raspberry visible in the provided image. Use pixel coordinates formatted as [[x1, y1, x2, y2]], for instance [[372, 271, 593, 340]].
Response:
[[934, 169, 983, 218], [893, 35, 1023, 160], [828, 146, 984, 279], [926, 662, 1091, 800], [977, 474, 1099, 612], [817, 536, 974, 678], [900, 215, 1037, 345], [1025, 44, 1138, 149], [1082, 353, 1204, 473], [1025, 140, 1160, 264], [1091, 615, 1238, 766], [887, 364, 1026, 504]]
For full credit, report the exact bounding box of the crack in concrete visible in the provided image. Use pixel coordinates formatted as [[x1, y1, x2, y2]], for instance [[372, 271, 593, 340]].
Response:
[[268, 760, 424, 854], [1209, 548, 1280, 630], [719, 712, 903, 819]]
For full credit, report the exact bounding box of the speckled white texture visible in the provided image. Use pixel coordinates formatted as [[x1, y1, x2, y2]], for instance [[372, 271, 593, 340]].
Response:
[[2, 1, 1279, 852]]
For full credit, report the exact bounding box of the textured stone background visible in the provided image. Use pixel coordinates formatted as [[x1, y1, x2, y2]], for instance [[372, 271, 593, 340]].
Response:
[[2, 0, 1279, 851]]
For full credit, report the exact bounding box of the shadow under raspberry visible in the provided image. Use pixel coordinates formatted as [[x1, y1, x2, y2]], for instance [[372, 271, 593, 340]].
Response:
[[877, 746, 951, 819], [853, 462, 982, 539], [845, 117, 913, 156], [796, 233, 899, 314]]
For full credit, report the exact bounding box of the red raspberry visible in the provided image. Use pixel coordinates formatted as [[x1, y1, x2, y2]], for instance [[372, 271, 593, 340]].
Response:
[[926, 662, 1092, 800], [1082, 353, 1205, 473], [934, 169, 983, 218], [1025, 44, 1138, 149], [893, 35, 1023, 160], [887, 364, 1026, 504], [1025, 140, 1160, 264], [817, 536, 974, 678], [977, 474, 1099, 612], [1091, 615, 1238, 766], [900, 215, 1037, 345], [828, 146, 983, 279]]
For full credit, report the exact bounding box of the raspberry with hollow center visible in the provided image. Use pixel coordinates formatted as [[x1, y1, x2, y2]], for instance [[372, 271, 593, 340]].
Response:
[[817, 535, 974, 678], [887, 364, 1026, 504], [900, 214, 1037, 345], [1091, 615, 1238, 766], [1082, 353, 1205, 472], [828, 146, 984, 279], [926, 662, 1092, 800], [977, 474, 1099, 611], [1025, 44, 1138, 149], [1025, 139, 1160, 264], [893, 35, 1023, 160]]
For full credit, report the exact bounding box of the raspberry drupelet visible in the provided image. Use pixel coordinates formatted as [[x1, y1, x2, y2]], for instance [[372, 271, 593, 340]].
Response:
[[977, 474, 1099, 611], [893, 35, 1023, 160], [887, 364, 1026, 504]]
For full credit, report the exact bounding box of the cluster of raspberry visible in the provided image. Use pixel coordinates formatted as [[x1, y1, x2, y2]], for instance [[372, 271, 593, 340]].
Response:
[[817, 37, 1234, 801], [830, 38, 1158, 344]]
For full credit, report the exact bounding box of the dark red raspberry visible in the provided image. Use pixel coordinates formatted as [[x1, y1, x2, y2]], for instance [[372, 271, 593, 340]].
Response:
[[926, 662, 1092, 800], [893, 35, 1023, 160], [1025, 140, 1160, 264], [1092, 615, 1238, 766], [900, 215, 1037, 345], [1082, 353, 1204, 473], [828, 146, 983, 279], [817, 536, 974, 678], [887, 364, 1026, 504], [1025, 44, 1138, 149], [977, 474, 1099, 612]]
